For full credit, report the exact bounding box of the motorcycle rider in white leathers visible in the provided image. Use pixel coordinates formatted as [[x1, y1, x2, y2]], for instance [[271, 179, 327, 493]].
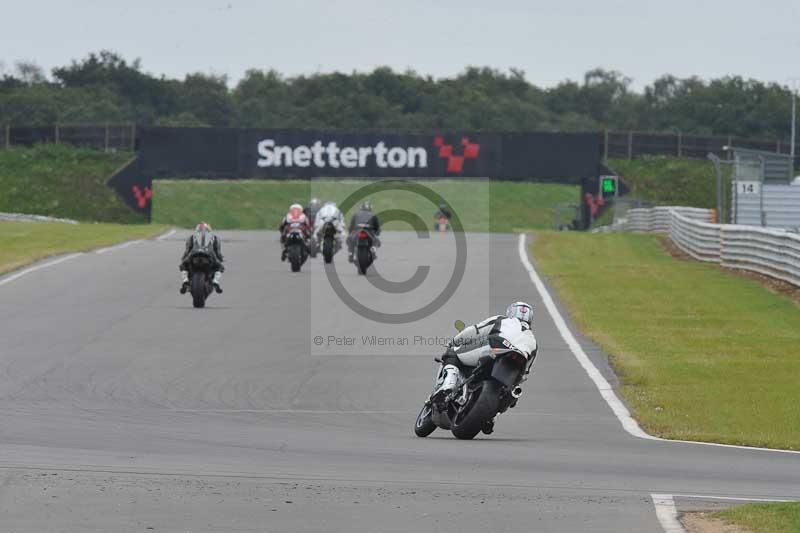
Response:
[[433, 302, 538, 432], [313, 201, 346, 251]]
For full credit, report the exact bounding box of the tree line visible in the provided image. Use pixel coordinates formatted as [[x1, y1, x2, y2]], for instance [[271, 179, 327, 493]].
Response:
[[0, 50, 794, 140]]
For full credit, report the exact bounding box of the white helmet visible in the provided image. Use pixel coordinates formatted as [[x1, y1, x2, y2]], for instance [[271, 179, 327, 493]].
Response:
[[505, 301, 533, 326]]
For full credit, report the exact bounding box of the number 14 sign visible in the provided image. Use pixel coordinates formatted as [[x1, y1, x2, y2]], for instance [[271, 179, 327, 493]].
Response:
[[737, 181, 760, 195]]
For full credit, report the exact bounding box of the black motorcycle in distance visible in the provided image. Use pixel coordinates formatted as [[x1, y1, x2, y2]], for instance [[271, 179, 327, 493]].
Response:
[[285, 222, 309, 273], [187, 250, 216, 308], [355, 224, 374, 275], [321, 221, 339, 264]]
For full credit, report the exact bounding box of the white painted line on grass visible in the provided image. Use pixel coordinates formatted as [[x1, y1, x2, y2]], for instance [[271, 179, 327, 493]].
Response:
[[518, 233, 800, 455], [95, 240, 143, 255], [157, 228, 177, 241], [651, 494, 686, 533], [0, 253, 82, 287]]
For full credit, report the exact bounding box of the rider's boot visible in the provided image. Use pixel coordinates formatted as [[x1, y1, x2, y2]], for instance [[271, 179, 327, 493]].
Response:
[[281, 247, 287, 262], [212, 271, 223, 293], [431, 364, 460, 401], [179, 270, 189, 294], [370, 246, 378, 260], [482, 416, 496, 435]]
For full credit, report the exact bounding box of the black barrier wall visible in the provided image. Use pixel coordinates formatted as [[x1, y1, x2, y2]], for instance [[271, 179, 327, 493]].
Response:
[[108, 127, 607, 225]]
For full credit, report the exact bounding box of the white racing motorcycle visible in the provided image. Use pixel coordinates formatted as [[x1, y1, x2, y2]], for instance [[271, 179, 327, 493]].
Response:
[[414, 323, 537, 439]]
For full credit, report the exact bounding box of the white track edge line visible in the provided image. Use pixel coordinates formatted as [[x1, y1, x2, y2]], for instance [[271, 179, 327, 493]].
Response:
[[0, 253, 83, 287], [517, 233, 800, 455], [651, 494, 686, 533], [95, 240, 143, 255], [157, 228, 177, 241], [517, 233, 651, 440], [671, 494, 795, 503]]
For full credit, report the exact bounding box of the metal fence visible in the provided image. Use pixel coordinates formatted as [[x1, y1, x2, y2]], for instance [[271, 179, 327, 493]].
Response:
[[603, 130, 799, 166], [0, 123, 136, 151], [733, 183, 800, 229], [599, 205, 800, 287]]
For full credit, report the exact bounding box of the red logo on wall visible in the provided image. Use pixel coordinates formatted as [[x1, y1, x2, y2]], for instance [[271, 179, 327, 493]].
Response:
[[132, 185, 153, 209], [433, 137, 480, 173]]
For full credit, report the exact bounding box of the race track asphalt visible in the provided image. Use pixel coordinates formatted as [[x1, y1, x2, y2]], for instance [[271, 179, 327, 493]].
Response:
[[0, 230, 797, 532]]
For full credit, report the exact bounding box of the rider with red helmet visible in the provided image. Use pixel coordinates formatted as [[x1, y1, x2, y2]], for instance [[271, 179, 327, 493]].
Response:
[[279, 204, 312, 261]]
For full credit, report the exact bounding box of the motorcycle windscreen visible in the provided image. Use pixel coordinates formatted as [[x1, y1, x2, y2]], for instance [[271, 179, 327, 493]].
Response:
[[490, 353, 526, 388]]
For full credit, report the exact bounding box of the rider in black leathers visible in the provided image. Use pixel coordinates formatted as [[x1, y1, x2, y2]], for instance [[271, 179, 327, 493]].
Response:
[[180, 222, 224, 294], [304, 197, 322, 226], [347, 201, 381, 263]]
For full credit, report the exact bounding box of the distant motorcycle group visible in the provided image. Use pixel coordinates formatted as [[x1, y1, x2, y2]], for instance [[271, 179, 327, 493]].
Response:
[[177, 201, 454, 306], [278, 198, 381, 275], [175, 200, 383, 307]]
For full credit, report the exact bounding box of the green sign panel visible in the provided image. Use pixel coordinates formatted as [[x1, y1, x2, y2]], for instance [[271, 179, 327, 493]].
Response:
[[602, 177, 616, 194]]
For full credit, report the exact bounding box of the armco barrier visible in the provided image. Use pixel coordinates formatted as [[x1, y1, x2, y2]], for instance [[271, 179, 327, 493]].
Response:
[[669, 211, 722, 263], [611, 206, 714, 233], [599, 206, 800, 287], [719, 225, 800, 286]]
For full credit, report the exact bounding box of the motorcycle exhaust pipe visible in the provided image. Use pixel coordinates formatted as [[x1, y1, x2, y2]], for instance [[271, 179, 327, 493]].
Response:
[[511, 386, 523, 399]]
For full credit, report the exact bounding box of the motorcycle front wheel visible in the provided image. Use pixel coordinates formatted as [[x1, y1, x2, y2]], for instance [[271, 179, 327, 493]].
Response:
[[414, 404, 437, 437]]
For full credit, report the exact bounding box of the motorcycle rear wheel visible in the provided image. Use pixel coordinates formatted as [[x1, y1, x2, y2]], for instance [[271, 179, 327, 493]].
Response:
[[323, 237, 334, 264], [289, 243, 303, 272], [191, 271, 207, 308], [451, 380, 501, 440], [356, 246, 371, 275]]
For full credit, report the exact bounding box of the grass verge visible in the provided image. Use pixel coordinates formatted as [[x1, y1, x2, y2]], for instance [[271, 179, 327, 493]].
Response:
[[715, 503, 800, 533], [532, 231, 800, 450], [152, 180, 578, 232], [0, 221, 167, 275], [608, 156, 733, 219], [0, 144, 142, 223]]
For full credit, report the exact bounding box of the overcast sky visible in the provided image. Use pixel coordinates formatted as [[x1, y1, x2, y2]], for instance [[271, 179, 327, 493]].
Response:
[[2, 0, 799, 90]]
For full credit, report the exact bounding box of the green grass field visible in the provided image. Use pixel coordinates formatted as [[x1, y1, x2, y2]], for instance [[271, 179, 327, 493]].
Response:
[[716, 503, 800, 533], [0, 221, 166, 275], [152, 180, 579, 232], [532, 232, 800, 450], [0, 145, 142, 223]]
